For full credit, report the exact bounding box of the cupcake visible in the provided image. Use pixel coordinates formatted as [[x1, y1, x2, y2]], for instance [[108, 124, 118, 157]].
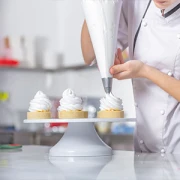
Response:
[[58, 89, 88, 119], [97, 93, 124, 118], [27, 91, 52, 119]]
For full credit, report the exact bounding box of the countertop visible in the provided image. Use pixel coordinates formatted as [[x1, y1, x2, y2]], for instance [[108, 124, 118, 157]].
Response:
[[0, 146, 180, 180]]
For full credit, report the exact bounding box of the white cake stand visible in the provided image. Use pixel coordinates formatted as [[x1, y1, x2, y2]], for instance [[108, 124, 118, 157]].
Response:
[[24, 118, 135, 157]]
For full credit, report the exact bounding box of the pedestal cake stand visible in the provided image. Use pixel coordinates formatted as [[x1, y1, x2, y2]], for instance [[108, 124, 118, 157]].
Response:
[[24, 118, 135, 157]]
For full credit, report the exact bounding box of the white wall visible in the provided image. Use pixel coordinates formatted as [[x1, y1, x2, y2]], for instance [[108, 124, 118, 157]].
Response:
[[56, 0, 85, 66], [0, 0, 58, 50]]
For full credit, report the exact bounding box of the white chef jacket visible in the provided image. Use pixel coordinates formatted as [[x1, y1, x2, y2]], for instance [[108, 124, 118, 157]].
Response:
[[118, 0, 180, 153], [134, 153, 180, 179]]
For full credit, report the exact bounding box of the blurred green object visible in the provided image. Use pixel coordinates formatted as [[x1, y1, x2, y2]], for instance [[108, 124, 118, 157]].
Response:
[[0, 144, 22, 149]]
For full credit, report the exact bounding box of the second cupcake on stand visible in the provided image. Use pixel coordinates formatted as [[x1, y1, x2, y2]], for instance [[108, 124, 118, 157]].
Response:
[[58, 89, 88, 119]]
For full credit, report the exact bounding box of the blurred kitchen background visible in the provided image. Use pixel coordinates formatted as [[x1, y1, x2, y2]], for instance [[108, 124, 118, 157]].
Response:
[[0, 0, 136, 150]]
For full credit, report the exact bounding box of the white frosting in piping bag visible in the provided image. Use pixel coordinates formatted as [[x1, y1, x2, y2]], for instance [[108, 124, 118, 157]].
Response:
[[29, 91, 52, 112], [58, 89, 83, 111], [100, 93, 123, 111], [82, 0, 122, 78]]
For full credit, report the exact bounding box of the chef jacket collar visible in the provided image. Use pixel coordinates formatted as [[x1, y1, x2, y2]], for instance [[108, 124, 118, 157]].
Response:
[[153, 0, 180, 22], [164, 0, 180, 16]]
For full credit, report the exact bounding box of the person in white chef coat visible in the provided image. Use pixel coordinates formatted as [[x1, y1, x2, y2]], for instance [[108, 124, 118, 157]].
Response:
[[81, 0, 180, 153]]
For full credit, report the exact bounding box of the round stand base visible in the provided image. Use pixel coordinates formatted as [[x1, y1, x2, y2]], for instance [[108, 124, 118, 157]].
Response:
[[49, 122, 112, 157]]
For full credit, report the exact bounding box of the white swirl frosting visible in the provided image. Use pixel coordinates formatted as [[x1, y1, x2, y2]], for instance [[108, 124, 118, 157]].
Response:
[[29, 91, 52, 112], [58, 89, 83, 111], [100, 93, 123, 111]]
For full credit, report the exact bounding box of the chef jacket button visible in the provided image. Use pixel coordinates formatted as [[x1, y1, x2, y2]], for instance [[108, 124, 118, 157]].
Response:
[[134, 102, 138, 107], [167, 71, 173, 76], [177, 33, 180, 39], [160, 110, 165, 115], [161, 148, 165, 153], [142, 21, 148, 27], [140, 140, 144, 144]]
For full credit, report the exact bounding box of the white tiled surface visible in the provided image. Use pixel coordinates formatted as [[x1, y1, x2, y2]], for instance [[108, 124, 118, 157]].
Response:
[[0, 146, 180, 180]]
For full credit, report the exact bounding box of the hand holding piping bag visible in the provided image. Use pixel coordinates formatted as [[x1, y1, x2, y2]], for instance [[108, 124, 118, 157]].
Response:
[[110, 48, 145, 80]]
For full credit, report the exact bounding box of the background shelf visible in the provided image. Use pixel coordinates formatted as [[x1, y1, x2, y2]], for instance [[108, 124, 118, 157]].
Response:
[[0, 65, 95, 73]]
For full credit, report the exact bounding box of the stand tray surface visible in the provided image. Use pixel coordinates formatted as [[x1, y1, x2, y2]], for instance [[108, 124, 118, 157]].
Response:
[[24, 118, 135, 123]]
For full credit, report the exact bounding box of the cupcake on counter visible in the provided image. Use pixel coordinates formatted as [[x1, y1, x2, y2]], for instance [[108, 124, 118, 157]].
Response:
[[58, 89, 88, 119], [27, 91, 52, 119], [97, 93, 124, 118]]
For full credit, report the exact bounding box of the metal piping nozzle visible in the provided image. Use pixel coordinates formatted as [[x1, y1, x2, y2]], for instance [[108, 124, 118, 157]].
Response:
[[102, 77, 113, 94]]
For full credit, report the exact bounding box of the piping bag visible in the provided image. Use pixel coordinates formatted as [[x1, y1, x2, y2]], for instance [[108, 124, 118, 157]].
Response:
[[82, 0, 122, 93]]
